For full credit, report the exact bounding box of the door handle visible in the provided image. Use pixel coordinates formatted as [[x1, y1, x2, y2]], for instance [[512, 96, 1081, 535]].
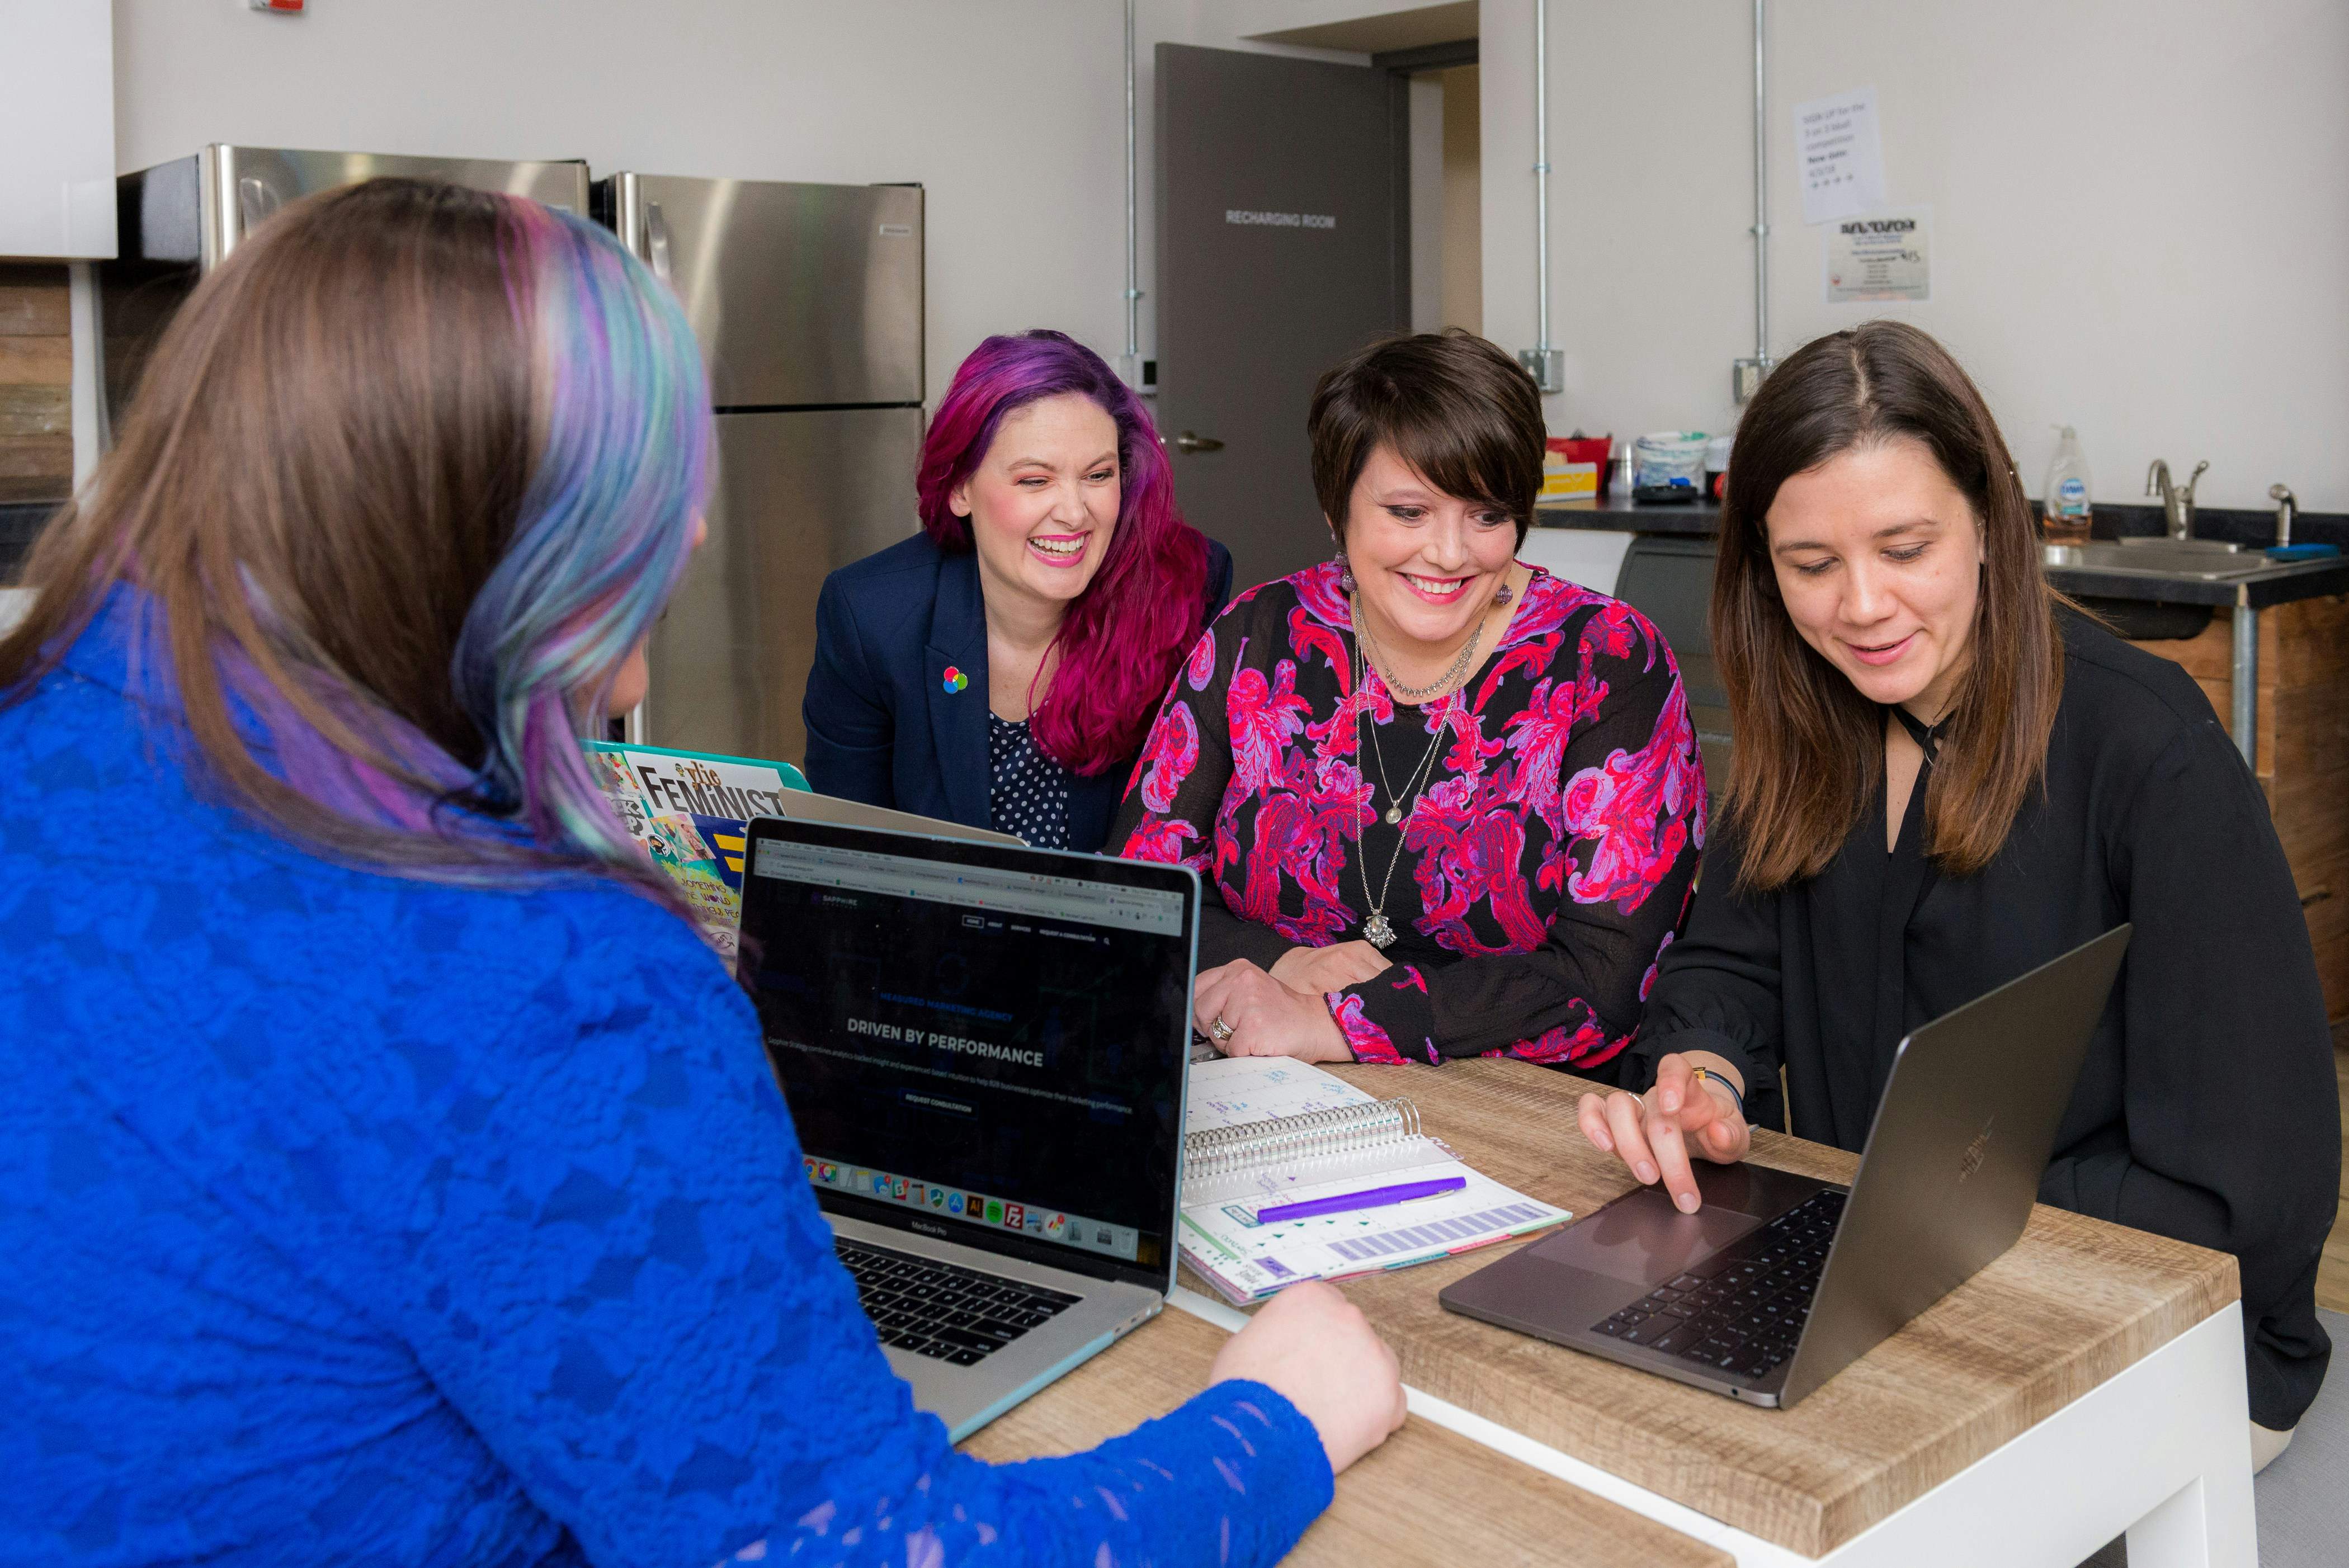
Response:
[[1174, 431, 1224, 454], [645, 200, 674, 284], [237, 176, 282, 235]]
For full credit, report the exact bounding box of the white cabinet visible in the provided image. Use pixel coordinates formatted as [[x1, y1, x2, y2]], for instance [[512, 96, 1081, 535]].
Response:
[[0, 2, 117, 257]]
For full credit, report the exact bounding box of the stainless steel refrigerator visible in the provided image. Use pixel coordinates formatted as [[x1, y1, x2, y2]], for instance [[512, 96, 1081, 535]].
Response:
[[596, 173, 926, 767], [96, 145, 591, 436]]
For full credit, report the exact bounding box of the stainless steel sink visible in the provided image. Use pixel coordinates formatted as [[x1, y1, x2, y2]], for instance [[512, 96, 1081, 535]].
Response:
[[2043, 542, 2272, 580]]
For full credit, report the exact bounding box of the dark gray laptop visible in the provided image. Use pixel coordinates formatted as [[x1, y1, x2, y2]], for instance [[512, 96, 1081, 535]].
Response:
[[1440, 925, 2130, 1408], [735, 816, 1200, 1438]]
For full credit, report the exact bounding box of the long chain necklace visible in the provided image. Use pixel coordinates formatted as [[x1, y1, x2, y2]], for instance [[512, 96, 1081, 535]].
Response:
[[1348, 594, 1464, 949]]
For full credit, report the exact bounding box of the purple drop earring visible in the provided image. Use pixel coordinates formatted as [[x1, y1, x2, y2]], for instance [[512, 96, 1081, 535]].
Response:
[[1493, 582, 1514, 607]]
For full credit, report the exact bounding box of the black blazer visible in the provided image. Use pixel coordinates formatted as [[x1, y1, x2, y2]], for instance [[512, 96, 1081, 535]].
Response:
[[801, 531, 1234, 853]]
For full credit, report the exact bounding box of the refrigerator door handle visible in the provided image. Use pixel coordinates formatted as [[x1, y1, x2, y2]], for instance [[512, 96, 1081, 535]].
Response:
[[237, 176, 282, 237], [645, 201, 674, 284]]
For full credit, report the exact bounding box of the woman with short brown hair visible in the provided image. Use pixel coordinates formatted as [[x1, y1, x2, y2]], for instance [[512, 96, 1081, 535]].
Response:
[[1578, 320, 2335, 1459], [1112, 330, 1703, 1071]]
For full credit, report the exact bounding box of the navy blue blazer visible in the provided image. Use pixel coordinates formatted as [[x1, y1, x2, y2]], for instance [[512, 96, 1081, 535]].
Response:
[[801, 531, 1234, 853]]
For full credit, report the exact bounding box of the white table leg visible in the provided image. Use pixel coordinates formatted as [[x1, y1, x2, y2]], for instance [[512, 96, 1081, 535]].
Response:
[[2123, 1430, 2258, 1568]]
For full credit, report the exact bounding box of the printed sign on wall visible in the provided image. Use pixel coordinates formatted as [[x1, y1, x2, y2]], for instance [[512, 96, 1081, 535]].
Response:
[[1794, 87, 1887, 225], [1826, 208, 1931, 303]]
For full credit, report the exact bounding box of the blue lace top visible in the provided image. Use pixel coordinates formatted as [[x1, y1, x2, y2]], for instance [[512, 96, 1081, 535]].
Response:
[[0, 591, 1332, 1567]]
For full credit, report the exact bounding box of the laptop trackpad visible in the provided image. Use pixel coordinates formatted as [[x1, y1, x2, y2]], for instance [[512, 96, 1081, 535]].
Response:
[[1526, 1190, 1765, 1286]]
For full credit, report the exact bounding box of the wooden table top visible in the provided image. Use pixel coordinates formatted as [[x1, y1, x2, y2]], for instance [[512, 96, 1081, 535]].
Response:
[[964, 1298, 1730, 1568], [1177, 1060, 2239, 1558]]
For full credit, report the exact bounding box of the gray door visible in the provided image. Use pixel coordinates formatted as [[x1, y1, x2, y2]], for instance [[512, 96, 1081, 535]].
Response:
[[644, 406, 921, 766], [1156, 44, 1405, 594], [605, 174, 924, 409]]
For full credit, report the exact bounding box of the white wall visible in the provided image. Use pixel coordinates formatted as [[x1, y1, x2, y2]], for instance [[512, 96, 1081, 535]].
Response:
[[121, 2, 2334, 512], [110, 0, 1378, 404], [112, 0, 1149, 405], [1480, 0, 2349, 512], [1, 1, 115, 257]]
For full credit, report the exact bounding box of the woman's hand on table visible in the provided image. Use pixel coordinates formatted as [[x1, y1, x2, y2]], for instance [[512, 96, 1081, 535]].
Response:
[[1209, 1280, 1406, 1475], [1269, 940, 1392, 994], [1576, 1051, 1752, 1213], [1195, 959, 1353, 1063]]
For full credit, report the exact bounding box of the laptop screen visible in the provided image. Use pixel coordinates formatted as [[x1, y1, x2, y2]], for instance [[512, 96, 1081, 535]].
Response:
[[735, 819, 1197, 1290]]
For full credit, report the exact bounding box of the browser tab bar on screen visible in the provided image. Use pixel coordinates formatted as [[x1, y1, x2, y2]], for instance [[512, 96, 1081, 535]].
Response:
[[752, 839, 1185, 937]]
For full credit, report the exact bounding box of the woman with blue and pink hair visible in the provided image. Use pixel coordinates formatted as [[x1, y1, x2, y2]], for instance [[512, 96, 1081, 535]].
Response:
[[0, 181, 1399, 1565], [803, 330, 1233, 852]]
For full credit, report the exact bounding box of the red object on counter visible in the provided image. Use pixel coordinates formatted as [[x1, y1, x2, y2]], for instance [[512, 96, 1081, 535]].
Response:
[[1549, 435, 1613, 496]]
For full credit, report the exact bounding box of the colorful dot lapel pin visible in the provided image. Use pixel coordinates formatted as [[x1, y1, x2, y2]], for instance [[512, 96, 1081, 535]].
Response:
[[941, 665, 969, 693]]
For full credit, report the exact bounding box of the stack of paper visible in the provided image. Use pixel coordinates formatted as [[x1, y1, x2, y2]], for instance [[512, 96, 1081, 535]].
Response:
[[1178, 1059, 1570, 1305]]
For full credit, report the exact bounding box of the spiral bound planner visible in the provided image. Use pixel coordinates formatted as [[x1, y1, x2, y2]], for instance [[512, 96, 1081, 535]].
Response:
[[1178, 1059, 1571, 1304]]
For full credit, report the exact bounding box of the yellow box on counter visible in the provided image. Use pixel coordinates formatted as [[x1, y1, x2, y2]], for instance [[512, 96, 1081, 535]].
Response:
[[1542, 434, 1611, 503], [1540, 461, 1598, 501]]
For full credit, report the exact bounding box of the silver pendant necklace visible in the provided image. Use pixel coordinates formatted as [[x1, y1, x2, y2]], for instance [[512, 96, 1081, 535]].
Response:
[[1349, 596, 1456, 947]]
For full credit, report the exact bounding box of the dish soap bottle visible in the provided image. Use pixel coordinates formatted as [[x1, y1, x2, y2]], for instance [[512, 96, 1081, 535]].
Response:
[[2043, 426, 2093, 545]]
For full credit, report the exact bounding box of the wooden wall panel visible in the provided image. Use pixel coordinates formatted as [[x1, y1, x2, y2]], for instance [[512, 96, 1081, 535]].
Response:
[[0, 262, 72, 505], [2131, 596, 2349, 1020]]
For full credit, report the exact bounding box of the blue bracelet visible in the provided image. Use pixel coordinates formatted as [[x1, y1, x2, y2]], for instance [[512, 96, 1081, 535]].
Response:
[[1689, 1065, 1746, 1120]]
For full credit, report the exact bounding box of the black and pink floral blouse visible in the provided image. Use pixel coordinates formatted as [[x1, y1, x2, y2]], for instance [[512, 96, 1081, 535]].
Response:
[[1110, 560, 1704, 1075]]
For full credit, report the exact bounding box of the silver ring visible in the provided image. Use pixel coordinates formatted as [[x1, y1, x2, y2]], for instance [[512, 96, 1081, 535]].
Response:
[[1208, 1015, 1235, 1042]]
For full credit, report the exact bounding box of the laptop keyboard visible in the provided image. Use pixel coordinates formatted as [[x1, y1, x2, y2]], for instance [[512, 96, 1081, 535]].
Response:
[[1590, 1188, 1848, 1384], [835, 1238, 1081, 1367]]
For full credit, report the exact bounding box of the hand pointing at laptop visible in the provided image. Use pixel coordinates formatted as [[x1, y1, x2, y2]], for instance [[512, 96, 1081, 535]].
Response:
[[1576, 1052, 1753, 1213]]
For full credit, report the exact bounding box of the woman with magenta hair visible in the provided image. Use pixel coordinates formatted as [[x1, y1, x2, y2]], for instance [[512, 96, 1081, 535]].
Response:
[[0, 181, 1402, 1564], [1112, 331, 1704, 1073], [802, 330, 1233, 852]]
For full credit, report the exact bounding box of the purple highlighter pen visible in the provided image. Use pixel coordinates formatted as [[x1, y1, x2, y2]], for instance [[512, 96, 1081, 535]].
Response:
[[1255, 1176, 1467, 1225]]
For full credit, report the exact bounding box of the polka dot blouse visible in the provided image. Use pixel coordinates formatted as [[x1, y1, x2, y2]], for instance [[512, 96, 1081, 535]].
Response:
[[987, 712, 1073, 849]]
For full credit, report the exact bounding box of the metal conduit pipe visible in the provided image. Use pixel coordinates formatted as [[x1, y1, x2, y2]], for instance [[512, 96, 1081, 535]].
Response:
[[1120, 0, 1143, 388], [1518, 1, 1563, 394], [1734, 0, 1775, 402]]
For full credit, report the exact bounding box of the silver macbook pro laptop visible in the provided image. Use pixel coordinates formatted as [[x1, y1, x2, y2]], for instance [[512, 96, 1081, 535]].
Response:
[[1441, 924, 2130, 1408], [735, 816, 1199, 1439]]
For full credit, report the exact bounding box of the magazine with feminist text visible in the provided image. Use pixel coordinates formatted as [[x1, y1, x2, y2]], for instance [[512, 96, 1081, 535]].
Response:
[[587, 741, 810, 964]]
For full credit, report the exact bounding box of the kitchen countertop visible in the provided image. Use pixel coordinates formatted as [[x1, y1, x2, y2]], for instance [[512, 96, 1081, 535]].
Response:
[[1533, 493, 1721, 535], [1532, 497, 2349, 608]]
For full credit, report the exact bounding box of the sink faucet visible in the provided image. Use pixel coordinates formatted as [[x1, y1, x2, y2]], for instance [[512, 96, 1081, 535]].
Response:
[[2145, 459, 2210, 540], [2271, 483, 2298, 547]]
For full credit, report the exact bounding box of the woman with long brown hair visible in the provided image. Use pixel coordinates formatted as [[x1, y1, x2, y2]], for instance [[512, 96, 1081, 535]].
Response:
[[1577, 322, 2336, 1461], [0, 180, 1402, 1564]]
